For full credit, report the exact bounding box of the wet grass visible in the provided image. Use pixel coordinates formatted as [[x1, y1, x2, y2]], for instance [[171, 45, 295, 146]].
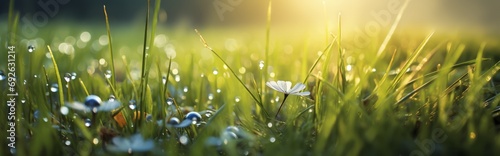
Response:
[[2, 0, 500, 155]]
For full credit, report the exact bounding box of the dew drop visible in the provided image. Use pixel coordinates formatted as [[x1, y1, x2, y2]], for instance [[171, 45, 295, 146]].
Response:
[[50, 84, 59, 92], [21, 99, 26, 104], [71, 72, 77, 80], [213, 69, 219, 75], [169, 117, 180, 125], [129, 102, 137, 110], [216, 89, 221, 93], [65, 140, 71, 146], [0, 70, 5, 81], [235, 96, 240, 103], [84, 119, 92, 127], [166, 98, 174, 105], [104, 70, 112, 79], [270, 137, 276, 143], [208, 93, 214, 100], [28, 45, 35, 52], [43, 118, 49, 122], [162, 76, 167, 84], [259, 61, 265, 70], [183, 86, 188, 93], [60, 106, 69, 115], [108, 95, 116, 102], [64, 73, 71, 82], [267, 122, 273, 128], [93, 138, 99, 145], [179, 135, 189, 145]]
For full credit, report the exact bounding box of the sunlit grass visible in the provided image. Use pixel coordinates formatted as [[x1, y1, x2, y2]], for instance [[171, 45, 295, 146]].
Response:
[[2, 0, 500, 156]]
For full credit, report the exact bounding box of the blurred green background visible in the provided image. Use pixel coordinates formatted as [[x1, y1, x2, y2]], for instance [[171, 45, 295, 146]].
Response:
[[2, 0, 500, 33]]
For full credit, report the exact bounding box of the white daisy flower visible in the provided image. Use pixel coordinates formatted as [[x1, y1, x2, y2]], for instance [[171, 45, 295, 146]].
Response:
[[266, 81, 310, 118], [266, 81, 310, 96], [107, 133, 154, 153], [66, 95, 121, 113]]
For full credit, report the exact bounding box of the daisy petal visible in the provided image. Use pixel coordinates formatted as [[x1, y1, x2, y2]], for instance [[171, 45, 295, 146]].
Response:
[[66, 102, 91, 112], [291, 91, 310, 96], [99, 101, 121, 111], [289, 83, 306, 93], [277, 81, 291, 93], [284, 81, 292, 92], [266, 81, 284, 93]]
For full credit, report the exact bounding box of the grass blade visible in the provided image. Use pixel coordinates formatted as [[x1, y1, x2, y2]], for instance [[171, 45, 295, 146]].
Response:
[[195, 29, 270, 117], [47, 46, 65, 107], [103, 5, 116, 88]]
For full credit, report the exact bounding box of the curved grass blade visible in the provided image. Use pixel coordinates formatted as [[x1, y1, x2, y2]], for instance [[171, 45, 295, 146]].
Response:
[[47, 46, 65, 107], [103, 5, 116, 88]]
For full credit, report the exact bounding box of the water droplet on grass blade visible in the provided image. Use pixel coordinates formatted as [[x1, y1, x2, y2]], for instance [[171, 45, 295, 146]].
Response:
[[108, 95, 116, 101], [259, 61, 264, 70], [162, 76, 167, 84], [166, 98, 174, 105], [71, 72, 77, 80], [65, 140, 71, 146], [213, 69, 219, 75], [179, 135, 189, 145], [168, 117, 180, 125], [50, 84, 59, 92], [28, 45, 35, 52], [64, 73, 71, 82], [84, 119, 92, 127], [104, 70, 112, 79], [129, 103, 137, 110], [128, 100, 137, 110], [0, 70, 5, 80], [183, 86, 188, 93], [267, 122, 273, 128], [60, 106, 69, 115], [208, 93, 214, 100], [43, 118, 48, 122]]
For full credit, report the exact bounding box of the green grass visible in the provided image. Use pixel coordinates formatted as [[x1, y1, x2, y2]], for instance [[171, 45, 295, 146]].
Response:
[[2, 1, 500, 156]]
